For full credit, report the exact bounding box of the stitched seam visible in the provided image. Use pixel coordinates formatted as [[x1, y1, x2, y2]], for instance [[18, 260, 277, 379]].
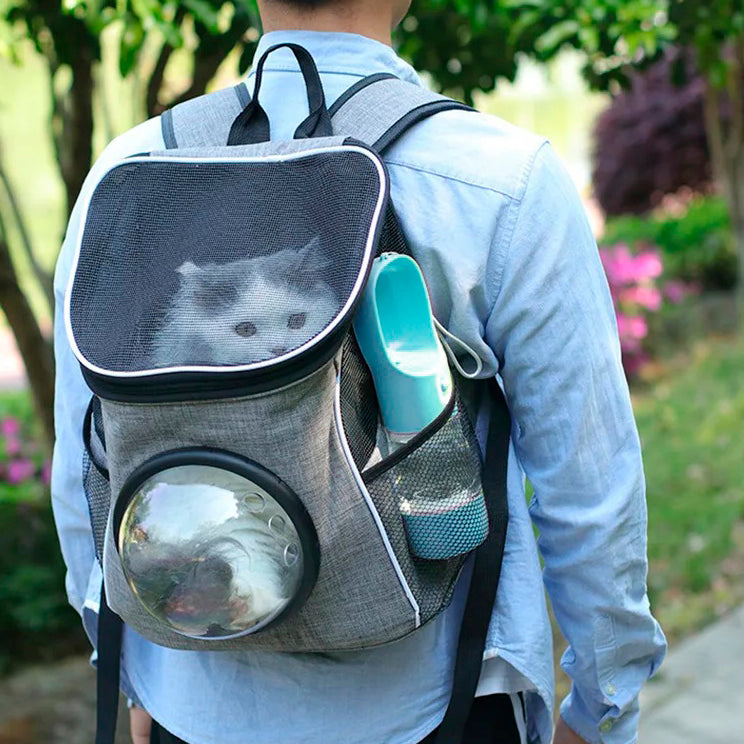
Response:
[[386, 158, 523, 197]]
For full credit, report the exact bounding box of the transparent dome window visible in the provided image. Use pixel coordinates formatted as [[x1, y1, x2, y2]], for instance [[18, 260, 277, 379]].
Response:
[[116, 452, 318, 640]]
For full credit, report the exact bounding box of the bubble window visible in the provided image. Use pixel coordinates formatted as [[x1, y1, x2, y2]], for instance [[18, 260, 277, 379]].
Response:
[[114, 449, 320, 640]]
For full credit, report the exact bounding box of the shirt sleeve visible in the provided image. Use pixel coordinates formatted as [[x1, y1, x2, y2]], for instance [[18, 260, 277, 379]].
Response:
[[50, 118, 165, 628], [484, 143, 667, 744]]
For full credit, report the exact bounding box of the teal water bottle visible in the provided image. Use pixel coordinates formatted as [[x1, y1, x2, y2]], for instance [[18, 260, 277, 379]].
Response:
[[353, 253, 488, 560]]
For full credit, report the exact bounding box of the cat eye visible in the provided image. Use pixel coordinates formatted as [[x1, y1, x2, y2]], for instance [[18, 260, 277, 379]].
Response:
[[288, 313, 307, 330], [235, 321, 257, 337]]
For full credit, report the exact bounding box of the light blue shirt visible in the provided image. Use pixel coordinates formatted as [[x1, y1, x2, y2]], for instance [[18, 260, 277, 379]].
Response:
[[52, 30, 666, 744]]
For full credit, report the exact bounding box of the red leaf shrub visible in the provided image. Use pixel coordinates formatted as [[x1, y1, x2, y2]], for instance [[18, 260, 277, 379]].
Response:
[[592, 49, 713, 216]]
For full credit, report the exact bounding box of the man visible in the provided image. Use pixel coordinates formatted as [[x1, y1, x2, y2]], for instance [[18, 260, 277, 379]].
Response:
[[52, 1, 667, 743]]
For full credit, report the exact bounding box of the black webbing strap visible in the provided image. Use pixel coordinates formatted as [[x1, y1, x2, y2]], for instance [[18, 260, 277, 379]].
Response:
[[434, 378, 511, 744], [328, 73, 474, 154], [96, 583, 124, 744]]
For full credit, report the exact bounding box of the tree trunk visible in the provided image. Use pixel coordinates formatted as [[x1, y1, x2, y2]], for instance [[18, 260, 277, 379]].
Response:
[[732, 181, 744, 323], [146, 5, 188, 118], [702, 64, 744, 325], [61, 46, 95, 219], [167, 49, 227, 108], [166, 14, 254, 109], [0, 233, 55, 451]]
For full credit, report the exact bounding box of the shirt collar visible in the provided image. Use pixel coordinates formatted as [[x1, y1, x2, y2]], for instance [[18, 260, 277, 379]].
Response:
[[249, 30, 423, 87]]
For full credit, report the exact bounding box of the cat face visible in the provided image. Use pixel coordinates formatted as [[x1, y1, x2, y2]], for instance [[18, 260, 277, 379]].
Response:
[[152, 237, 338, 367], [123, 467, 293, 638], [161, 528, 289, 637]]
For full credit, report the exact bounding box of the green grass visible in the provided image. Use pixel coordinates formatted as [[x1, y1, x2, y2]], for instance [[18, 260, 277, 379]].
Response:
[[634, 335, 744, 639]]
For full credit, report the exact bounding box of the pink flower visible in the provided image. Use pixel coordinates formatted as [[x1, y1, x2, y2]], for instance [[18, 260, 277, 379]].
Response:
[[600, 244, 635, 285], [622, 351, 649, 376], [6, 458, 36, 484], [619, 286, 662, 311], [633, 251, 663, 281], [664, 280, 689, 304], [1, 418, 20, 437], [600, 244, 663, 286], [616, 313, 648, 355], [5, 436, 21, 456], [617, 313, 648, 340]]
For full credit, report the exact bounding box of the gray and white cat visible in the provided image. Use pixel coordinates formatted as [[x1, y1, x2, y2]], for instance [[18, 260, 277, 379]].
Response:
[[151, 237, 337, 368], [121, 466, 295, 638]]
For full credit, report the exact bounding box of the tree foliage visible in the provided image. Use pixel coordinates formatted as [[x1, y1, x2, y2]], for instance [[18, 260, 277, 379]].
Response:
[[2, 0, 744, 438], [396, 1, 529, 104], [0, 0, 261, 445], [510, 1, 743, 305]]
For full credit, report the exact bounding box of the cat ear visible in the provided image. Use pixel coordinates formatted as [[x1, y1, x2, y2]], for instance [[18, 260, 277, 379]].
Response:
[[177, 261, 202, 276], [296, 236, 332, 273], [304, 236, 321, 253]]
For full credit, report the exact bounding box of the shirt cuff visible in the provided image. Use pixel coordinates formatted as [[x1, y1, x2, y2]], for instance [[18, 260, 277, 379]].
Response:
[[560, 685, 640, 744]]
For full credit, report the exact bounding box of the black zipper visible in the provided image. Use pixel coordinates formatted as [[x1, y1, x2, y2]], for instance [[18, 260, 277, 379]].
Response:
[[83, 315, 353, 403]]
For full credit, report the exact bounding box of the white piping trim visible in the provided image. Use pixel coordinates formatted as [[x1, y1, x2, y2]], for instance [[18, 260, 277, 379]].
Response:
[[64, 146, 388, 379], [333, 371, 421, 628]]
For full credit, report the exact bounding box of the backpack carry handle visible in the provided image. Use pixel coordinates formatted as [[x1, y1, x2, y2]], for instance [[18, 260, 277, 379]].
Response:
[[228, 43, 333, 145]]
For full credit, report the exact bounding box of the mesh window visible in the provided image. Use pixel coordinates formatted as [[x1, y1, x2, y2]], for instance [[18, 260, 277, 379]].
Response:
[[69, 149, 385, 374], [83, 398, 110, 563], [363, 398, 488, 623], [338, 334, 379, 470], [83, 452, 110, 564]]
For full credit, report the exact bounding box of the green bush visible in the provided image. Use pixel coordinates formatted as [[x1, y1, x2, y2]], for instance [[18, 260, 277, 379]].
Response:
[[601, 196, 738, 291], [0, 498, 88, 675], [0, 391, 86, 675]]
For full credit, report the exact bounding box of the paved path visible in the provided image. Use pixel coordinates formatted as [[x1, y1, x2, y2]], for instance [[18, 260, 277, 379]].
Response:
[[639, 603, 744, 742], [0, 656, 130, 744]]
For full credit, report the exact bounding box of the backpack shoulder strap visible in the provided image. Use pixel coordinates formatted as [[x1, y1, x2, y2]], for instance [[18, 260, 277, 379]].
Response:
[[160, 83, 250, 149], [329, 74, 474, 153]]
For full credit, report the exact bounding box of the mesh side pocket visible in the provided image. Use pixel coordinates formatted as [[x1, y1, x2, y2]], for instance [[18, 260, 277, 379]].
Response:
[[363, 396, 487, 624], [83, 453, 110, 564], [338, 334, 379, 470], [82, 397, 110, 563]]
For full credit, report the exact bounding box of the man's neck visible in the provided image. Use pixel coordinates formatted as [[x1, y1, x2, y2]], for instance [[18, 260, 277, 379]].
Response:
[[258, 2, 395, 46]]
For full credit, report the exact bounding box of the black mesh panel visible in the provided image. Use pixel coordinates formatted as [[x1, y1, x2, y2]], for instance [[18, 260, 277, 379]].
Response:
[[376, 201, 412, 258], [83, 453, 110, 564], [339, 334, 378, 470], [83, 396, 110, 564], [338, 202, 411, 470], [69, 149, 384, 373]]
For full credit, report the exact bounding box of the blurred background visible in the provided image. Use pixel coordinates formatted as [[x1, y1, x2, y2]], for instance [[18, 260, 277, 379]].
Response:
[[0, 1, 742, 742]]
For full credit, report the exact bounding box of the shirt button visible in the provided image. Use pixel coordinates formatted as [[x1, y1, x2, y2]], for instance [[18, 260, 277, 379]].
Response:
[[605, 683, 617, 696], [599, 720, 614, 733]]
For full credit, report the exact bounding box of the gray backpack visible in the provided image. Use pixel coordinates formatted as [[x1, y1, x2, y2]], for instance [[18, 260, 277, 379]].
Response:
[[68, 44, 510, 744]]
